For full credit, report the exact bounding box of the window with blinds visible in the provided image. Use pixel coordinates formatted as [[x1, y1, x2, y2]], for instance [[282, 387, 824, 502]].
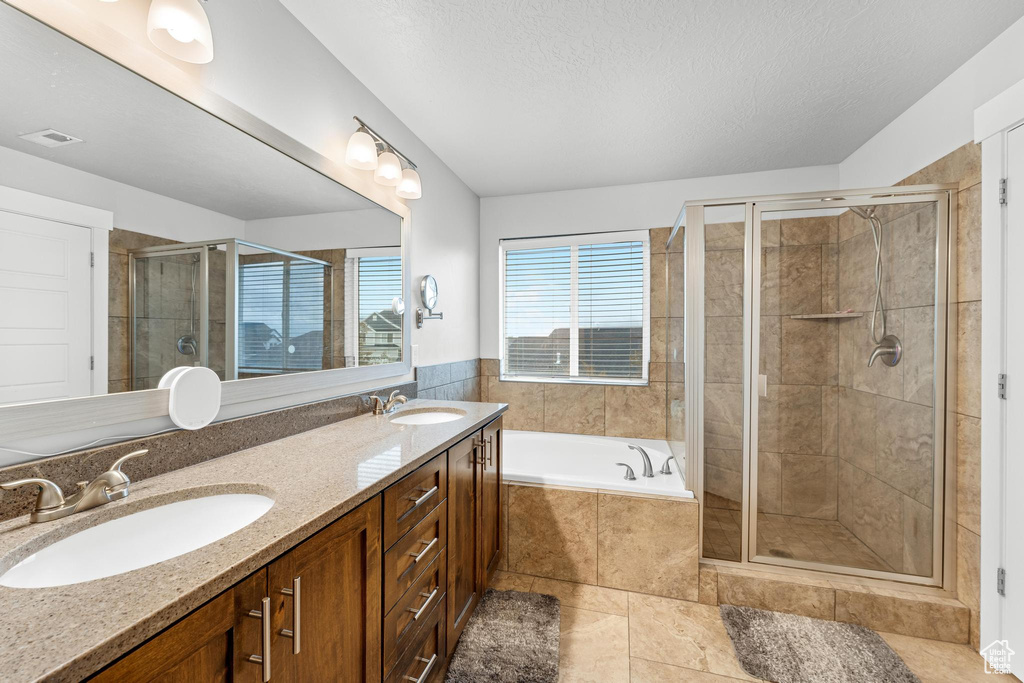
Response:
[[501, 234, 649, 383], [356, 255, 402, 366], [238, 259, 328, 374]]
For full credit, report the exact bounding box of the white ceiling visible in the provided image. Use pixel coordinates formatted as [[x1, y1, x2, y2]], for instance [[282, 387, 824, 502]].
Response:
[[0, 4, 378, 220], [283, 0, 1024, 197]]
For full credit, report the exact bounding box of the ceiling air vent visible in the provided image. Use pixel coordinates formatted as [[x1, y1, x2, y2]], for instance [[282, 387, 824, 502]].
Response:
[[18, 129, 83, 148]]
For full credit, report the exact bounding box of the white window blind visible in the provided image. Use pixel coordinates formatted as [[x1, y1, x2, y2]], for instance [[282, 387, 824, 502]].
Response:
[[238, 260, 327, 374], [502, 233, 649, 383], [356, 255, 402, 366]]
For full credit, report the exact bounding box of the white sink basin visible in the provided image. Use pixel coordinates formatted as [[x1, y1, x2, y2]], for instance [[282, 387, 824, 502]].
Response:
[[0, 493, 274, 588], [390, 408, 466, 425]]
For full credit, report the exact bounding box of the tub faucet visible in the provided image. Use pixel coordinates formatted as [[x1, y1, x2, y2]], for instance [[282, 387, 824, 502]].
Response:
[[615, 463, 637, 481], [628, 444, 655, 478], [660, 455, 675, 475], [867, 334, 902, 368]]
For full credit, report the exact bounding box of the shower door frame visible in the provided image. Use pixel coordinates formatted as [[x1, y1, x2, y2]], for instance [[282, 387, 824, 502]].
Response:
[[685, 184, 959, 588]]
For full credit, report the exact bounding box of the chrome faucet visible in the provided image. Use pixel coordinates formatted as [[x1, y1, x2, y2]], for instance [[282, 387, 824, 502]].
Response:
[[371, 390, 408, 415], [615, 463, 637, 481], [0, 449, 148, 523], [867, 334, 902, 368], [659, 455, 675, 475], [627, 444, 655, 478]]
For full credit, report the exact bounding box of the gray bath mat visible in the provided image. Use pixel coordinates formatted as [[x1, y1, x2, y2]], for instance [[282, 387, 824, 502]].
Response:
[[719, 605, 920, 683], [446, 589, 559, 682]]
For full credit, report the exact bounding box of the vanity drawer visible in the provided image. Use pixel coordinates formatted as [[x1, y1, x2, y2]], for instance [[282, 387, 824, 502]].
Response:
[[386, 597, 446, 683], [384, 500, 447, 612], [383, 453, 447, 549], [384, 549, 447, 675]]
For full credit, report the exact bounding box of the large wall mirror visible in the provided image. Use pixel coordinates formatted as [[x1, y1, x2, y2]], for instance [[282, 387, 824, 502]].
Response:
[[0, 4, 408, 418]]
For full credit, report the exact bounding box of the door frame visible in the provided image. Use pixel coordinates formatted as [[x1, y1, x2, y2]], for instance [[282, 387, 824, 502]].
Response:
[[975, 76, 1024, 669], [684, 184, 959, 589], [0, 185, 113, 397]]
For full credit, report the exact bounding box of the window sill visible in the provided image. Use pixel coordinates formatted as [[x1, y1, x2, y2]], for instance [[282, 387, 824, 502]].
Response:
[[498, 375, 649, 388]]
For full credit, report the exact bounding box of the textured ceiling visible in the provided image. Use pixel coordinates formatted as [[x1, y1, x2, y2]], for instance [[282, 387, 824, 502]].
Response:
[[283, 0, 1024, 197]]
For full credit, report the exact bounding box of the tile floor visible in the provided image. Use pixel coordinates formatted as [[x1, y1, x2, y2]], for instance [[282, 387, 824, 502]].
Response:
[[490, 570, 1010, 682], [703, 507, 895, 573]]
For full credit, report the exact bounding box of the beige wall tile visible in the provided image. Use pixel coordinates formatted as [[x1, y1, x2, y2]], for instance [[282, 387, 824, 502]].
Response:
[[757, 451, 782, 515], [822, 385, 838, 456], [704, 249, 744, 316], [650, 227, 670, 254], [559, 606, 630, 683], [956, 414, 981, 535], [761, 219, 781, 248], [875, 395, 934, 506], [490, 571, 535, 592], [838, 228, 879, 313], [507, 484, 598, 583], [834, 583, 969, 643], [886, 205, 938, 310], [780, 454, 838, 520], [651, 251, 667, 318], [703, 383, 743, 451], [532, 577, 628, 616], [108, 316, 130, 383], [716, 566, 835, 619], [705, 222, 744, 251], [627, 594, 758, 680], [481, 358, 499, 376], [898, 142, 981, 191], [543, 383, 604, 435], [822, 243, 839, 311], [650, 316, 667, 363], [605, 383, 667, 439], [758, 384, 822, 455], [901, 495, 933, 577], [485, 376, 544, 430], [957, 525, 981, 650], [706, 316, 744, 384], [667, 252, 686, 318], [903, 305, 935, 407], [837, 460, 904, 571], [698, 564, 718, 605], [838, 308, 904, 400], [837, 387, 876, 472], [780, 215, 838, 246], [597, 494, 699, 601], [957, 301, 981, 418], [761, 245, 822, 316], [957, 184, 982, 302]]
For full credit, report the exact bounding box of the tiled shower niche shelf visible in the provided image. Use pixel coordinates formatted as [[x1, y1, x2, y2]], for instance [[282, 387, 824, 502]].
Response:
[[788, 313, 864, 320]]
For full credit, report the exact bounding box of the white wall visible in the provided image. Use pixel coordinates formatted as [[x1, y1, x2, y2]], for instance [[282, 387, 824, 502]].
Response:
[[478, 164, 839, 357], [0, 145, 244, 242], [244, 209, 401, 252], [839, 15, 1024, 188]]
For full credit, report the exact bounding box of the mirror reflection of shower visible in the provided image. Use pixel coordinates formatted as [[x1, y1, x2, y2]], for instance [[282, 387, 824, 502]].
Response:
[[176, 252, 200, 358], [851, 205, 902, 368]]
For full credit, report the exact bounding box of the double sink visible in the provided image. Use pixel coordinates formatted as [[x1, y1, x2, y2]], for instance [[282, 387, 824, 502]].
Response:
[[0, 407, 465, 589]]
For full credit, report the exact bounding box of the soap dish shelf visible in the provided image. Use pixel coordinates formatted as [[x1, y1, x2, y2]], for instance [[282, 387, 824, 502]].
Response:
[[789, 313, 864, 320]]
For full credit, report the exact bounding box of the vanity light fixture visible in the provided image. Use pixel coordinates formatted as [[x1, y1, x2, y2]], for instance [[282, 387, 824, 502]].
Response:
[[147, 0, 214, 64], [346, 116, 421, 198]]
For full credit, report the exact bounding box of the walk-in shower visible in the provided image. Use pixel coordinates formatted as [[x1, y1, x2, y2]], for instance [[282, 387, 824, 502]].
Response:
[[673, 184, 958, 587], [128, 239, 333, 389]]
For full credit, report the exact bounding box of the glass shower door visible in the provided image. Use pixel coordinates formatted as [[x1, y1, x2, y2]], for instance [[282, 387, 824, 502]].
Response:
[[750, 195, 949, 581]]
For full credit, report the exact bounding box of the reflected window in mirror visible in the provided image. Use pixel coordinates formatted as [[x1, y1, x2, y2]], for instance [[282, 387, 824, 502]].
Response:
[[346, 250, 403, 367]]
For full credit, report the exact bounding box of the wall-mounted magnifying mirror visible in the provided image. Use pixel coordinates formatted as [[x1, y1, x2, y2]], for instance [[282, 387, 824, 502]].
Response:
[[416, 275, 443, 328]]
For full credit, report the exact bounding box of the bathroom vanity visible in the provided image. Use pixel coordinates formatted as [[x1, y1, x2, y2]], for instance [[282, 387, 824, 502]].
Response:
[[0, 401, 504, 681]]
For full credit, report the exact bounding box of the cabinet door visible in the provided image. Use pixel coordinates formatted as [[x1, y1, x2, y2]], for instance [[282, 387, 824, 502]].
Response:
[[446, 431, 480, 654], [90, 569, 267, 683], [269, 496, 382, 682], [479, 417, 503, 584]]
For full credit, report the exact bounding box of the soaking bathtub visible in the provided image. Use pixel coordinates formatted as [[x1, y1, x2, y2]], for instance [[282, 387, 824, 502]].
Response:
[[503, 430, 693, 498]]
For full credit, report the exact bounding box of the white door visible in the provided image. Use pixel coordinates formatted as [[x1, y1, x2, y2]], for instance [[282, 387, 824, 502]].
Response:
[[1003, 123, 1024, 676], [0, 211, 92, 405]]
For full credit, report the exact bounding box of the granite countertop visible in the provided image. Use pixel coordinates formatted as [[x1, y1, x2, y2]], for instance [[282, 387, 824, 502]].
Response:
[[0, 399, 506, 682]]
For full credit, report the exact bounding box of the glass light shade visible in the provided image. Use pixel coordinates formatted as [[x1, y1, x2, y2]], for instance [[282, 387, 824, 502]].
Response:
[[147, 0, 214, 64], [344, 130, 378, 170], [374, 151, 403, 187], [396, 168, 422, 199]]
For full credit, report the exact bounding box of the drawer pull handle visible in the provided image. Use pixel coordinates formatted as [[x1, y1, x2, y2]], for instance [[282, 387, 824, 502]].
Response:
[[246, 597, 271, 682], [280, 576, 301, 654], [405, 653, 438, 683], [408, 485, 439, 508], [410, 536, 438, 563], [487, 435, 494, 466], [407, 586, 439, 621]]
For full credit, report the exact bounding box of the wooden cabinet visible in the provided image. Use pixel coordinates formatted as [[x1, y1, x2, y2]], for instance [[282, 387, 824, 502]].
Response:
[[268, 498, 381, 682], [91, 570, 267, 683], [478, 417, 502, 583], [445, 432, 480, 653]]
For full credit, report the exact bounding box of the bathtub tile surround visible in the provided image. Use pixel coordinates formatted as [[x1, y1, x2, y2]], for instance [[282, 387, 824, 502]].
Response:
[[715, 566, 835, 620], [507, 484, 599, 583], [415, 358, 482, 401], [507, 482, 700, 601], [597, 492, 699, 601], [0, 380, 416, 523]]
